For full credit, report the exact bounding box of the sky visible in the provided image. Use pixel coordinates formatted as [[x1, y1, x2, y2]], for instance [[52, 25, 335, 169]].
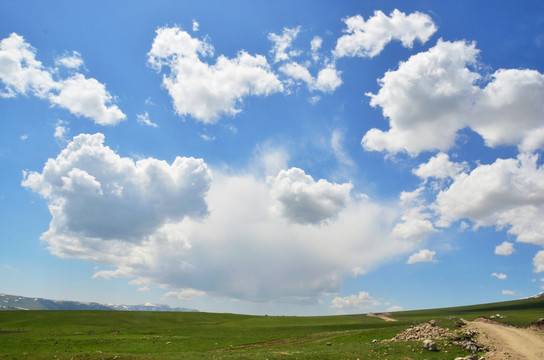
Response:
[[1, 0, 544, 316]]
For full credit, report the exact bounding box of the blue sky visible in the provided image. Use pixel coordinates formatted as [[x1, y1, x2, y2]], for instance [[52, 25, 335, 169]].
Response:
[[1, 0, 544, 315]]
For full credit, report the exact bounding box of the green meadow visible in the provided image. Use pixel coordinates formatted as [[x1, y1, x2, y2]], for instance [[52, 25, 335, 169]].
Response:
[[1, 296, 543, 359]]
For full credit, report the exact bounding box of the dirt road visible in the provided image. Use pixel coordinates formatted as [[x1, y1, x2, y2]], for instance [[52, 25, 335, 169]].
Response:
[[466, 319, 544, 360]]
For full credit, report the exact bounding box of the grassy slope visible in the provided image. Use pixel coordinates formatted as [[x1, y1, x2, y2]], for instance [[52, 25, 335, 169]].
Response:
[[0, 296, 543, 359]]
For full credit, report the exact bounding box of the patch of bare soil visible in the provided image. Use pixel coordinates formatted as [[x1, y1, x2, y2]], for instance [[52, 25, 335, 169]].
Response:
[[367, 312, 398, 322], [466, 318, 544, 360]]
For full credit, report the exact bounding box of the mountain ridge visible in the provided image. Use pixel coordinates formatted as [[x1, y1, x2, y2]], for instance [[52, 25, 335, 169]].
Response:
[[0, 293, 197, 312]]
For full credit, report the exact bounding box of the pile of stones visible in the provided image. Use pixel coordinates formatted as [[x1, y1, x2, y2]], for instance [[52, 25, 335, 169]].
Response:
[[392, 320, 452, 342]]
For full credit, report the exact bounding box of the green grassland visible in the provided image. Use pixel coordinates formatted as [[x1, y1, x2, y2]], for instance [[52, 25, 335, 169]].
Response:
[[1, 296, 543, 359]]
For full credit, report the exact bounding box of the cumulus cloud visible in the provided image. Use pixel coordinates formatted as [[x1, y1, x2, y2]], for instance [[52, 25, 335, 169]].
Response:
[[495, 241, 515, 256], [491, 272, 507, 280], [333, 9, 436, 58], [23, 136, 421, 304], [55, 51, 84, 69], [362, 40, 480, 155], [363, 39, 544, 155], [0, 32, 56, 98], [331, 291, 381, 310], [49, 75, 126, 125], [22, 133, 211, 246], [434, 153, 544, 246], [269, 167, 352, 224], [279, 62, 342, 93], [406, 249, 436, 264], [148, 26, 283, 123], [391, 188, 436, 241], [534, 251, 544, 273], [413, 153, 468, 180], [268, 26, 301, 63], [502, 290, 516, 296], [0, 33, 125, 125]]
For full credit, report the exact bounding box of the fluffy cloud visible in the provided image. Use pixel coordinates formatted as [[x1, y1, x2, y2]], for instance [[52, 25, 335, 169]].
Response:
[[363, 39, 544, 155], [269, 167, 352, 224], [55, 51, 84, 69], [406, 249, 436, 264], [0, 33, 56, 98], [495, 241, 515, 256], [534, 251, 544, 273], [148, 26, 283, 123], [413, 153, 468, 180], [491, 272, 507, 280], [391, 188, 436, 241], [331, 291, 381, 310], [363, 40, 479, 155], [268, 27, 301, 63], [472, 69, 544, 152], [0, 33, 125, 125], [23, 135, 421, 303], [334, 9, 436, 58], [22, 133, 211, 247], [49, 75, 126, 125], [434, 153, 544, 246], [279, 62, 342, 93], [502, 290, 516, 296]]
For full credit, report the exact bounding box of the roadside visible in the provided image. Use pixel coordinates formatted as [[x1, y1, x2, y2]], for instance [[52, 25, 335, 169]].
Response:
[[466, 318, 544, 360]]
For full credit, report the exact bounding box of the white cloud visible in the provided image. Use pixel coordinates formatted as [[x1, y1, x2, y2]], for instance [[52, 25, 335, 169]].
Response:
[[495, 241, 515, 256], [331, 291, 381, 310], [20, 134, 28, 141], [192, 20, 199, 32], [49, 74, 126, 125], [22, 133, 211, 246], [136, 111, 158, 128], [534, 251, 544, 273], [333, 9, 436, 58], [472, 69, 544, 152], [362, 40, 480, 155], [54, 120, 69, 141], [279, 62, 342, 93], [434, 153, 544, 246], [363, 39, 544, 155], [269, 167, 352, 224], [0, 33, 56, 98], [491, 272, 507, 280], [23, 136, 420, 304], [165, 288, 206, 300], [268, 26, 301, 63], [413, 153, 468, 180], [56, 51, 84, 69], [406, 249, 436, 264], [0, 33, 125, 125], [502, 290, 516, 296], [310, 36, 322, 62], [392, 188, 436, 241], [148, 26, 283, 124]]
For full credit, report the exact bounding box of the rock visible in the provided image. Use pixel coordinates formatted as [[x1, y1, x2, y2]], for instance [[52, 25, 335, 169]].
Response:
[[537, 318, 544, 325], [429, 319, 437, 327], [422, 339, 437, 351], [466, 341, 479, 351], [326, 342, 332, 346]]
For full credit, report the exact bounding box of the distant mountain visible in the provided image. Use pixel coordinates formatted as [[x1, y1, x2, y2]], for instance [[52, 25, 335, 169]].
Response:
[[0, 293, 197, 312]]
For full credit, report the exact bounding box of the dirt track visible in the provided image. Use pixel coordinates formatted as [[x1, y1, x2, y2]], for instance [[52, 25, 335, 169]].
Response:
[[466, 319, 544, 360]]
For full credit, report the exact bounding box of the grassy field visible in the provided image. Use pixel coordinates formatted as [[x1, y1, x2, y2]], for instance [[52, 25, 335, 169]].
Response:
[[1, 296, 543, 359]]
